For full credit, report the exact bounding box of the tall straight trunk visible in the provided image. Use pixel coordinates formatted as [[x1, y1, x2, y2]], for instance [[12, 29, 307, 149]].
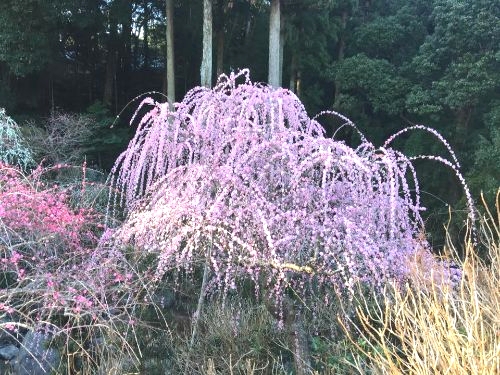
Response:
[[165, 0, 175, 104], [296, 69, 302, 97], [88, 73, 93, 104], [133, 33, 140, 70], [121, 1, 133, 97], [216, 29, 224, 77], [279, 12, 285, 87], [143, 0, 150, 70], [334, 10, 347, 107], [50, 75, 55, 114], [289, 52, 297, 93], [201, 0, 213, 88], [103, 52, 116, 108], [215, 0, 225, 78], [268, 0, 281, 87], [103, 23, 117, 108]]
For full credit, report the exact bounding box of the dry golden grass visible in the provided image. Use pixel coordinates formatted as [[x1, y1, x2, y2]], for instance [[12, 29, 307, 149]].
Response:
[[344, 190, 500, 375]]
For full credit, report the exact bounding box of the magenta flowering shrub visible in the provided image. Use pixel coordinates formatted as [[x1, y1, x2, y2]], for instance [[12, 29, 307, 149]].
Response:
[[108, 70, 464, 308], [0, 162, 141, 371], [0, 163, 97, 255]]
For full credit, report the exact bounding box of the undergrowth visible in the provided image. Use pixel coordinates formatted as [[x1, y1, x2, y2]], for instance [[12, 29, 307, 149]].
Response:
[[344, 191, 500, 375]]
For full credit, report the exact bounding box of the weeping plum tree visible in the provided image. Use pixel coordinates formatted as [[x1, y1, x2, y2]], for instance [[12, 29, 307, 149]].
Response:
[[108, 70, 465, 315]]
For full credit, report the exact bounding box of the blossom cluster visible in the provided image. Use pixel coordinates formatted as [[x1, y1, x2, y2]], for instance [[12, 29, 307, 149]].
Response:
[[0, 163, 96, 255]]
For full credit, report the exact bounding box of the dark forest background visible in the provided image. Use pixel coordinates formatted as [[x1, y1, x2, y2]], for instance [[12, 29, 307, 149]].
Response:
[[1, 0, 498, 246]]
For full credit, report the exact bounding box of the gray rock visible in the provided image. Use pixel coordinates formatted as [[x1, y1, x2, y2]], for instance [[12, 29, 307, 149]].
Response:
[[13, 331, 61, 375], [0, 344, 19, 360]]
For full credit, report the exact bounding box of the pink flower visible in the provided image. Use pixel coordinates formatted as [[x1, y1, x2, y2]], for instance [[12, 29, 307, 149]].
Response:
[[3, 322, 17, 332]]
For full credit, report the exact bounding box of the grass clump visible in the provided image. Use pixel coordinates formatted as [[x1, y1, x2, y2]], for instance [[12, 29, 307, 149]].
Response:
[[345, 190, 500, 375]]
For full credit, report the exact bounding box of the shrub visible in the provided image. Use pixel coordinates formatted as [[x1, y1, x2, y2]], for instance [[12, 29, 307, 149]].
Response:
[[0, 108, 34, 170], [24, 104, 130, 170], [24, 112, 99, 166], [0, 163, 97, 255], [136, 297, 293, 374], [0, 163, 142, 374], [107, 70, 466, 319]]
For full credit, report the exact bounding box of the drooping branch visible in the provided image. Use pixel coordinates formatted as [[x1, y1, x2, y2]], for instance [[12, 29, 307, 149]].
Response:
[[108, 69, 465, 311]]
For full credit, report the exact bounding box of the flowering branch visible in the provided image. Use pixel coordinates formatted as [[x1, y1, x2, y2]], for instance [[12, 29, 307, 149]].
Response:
[[107, 69, 468, 312]]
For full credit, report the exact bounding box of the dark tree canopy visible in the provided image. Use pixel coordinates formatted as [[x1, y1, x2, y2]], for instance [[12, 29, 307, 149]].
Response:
[[0, 0, 497, 228]]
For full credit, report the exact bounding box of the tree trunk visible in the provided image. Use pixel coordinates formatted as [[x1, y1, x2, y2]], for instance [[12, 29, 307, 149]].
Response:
[[165, 0, 175, 104], [216, 29, 224, 78], [103, 54, 116, 108], [291, 317, 311, 375], [132, 32, 140, 70], [268, 0, 281, 87], [296, 70, 302, 97], [143, 0, 150, 70], [279, 12, 285, 87], [455, 107, 472, 147], [338, 10, 347, 61], [121, 0, 133, 102], [88, 73, 92, 104], [264, 292, 311, 375], [214, 0, 225, 78], [50, 74, 55, 114], [334, 10, 347, 108], [103, 23, 117, 108], [201, 0, 213, 88], [289, 52, 297, 93]]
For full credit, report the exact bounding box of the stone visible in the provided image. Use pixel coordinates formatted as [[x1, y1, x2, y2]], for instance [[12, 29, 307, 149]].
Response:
[[13, 330, 61, 375], [0, 344, 19, 360]]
